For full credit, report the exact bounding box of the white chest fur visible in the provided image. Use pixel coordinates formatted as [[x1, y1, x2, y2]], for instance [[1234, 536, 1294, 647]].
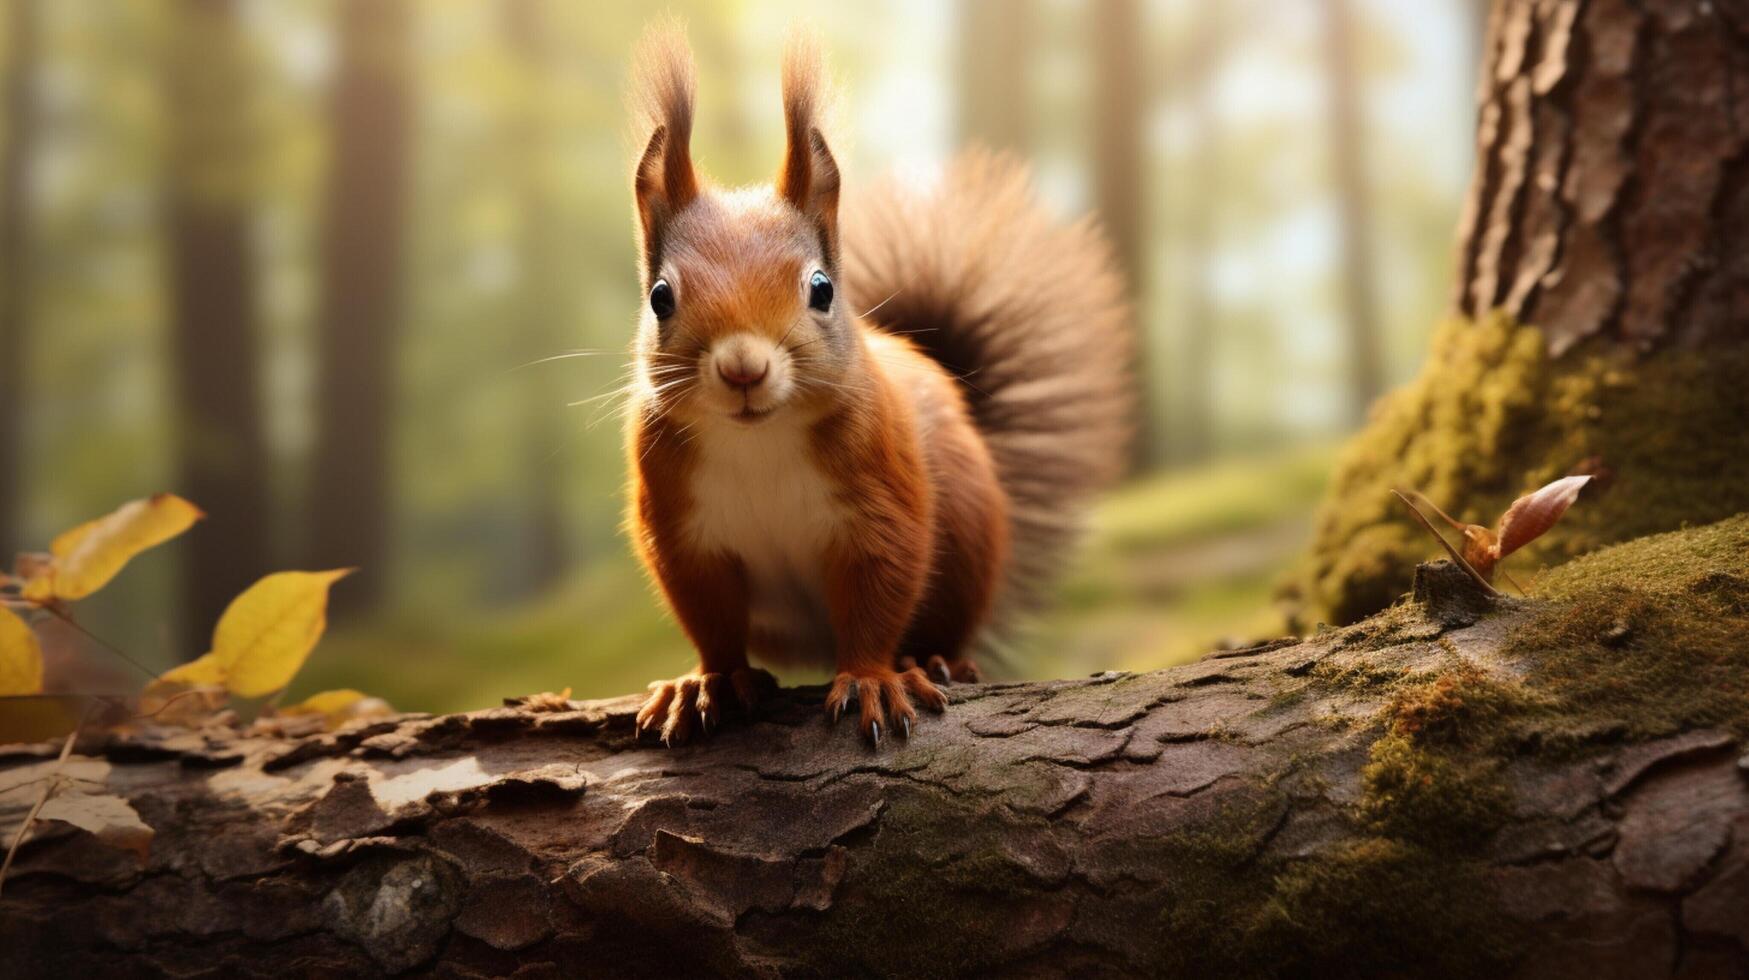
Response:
[[685, 417, 844, 660]]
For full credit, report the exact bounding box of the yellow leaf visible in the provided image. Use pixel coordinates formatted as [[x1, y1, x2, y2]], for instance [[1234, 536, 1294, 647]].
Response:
[[279, 688, 392, 729], [154, 651, 227, 688], [0, 695, 82, 743], [23, 494, 205, 601], [209, 569, 352, 698], [280, 687, 365, 717], [0, 605, 43, 696]]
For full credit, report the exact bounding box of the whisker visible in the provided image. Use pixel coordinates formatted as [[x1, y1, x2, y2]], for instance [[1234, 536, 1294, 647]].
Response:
[[858, 288, 902, 320], [497, 350, 633, 380]]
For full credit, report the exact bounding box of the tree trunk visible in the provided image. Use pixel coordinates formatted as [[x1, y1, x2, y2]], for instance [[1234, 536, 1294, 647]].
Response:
[[0, 0, 37, 559], [1464, 0, 1495, 95], [1295, 0, 1749, 625], [307, 0, 412, 614], [7, 513, 1749, 976], [1090, 0, 1152, 471], [163, 0, 271, 640], [956, 0, 1034, 154], [1453, 0, 1749, 350], [1320, 0, 1384, 427]]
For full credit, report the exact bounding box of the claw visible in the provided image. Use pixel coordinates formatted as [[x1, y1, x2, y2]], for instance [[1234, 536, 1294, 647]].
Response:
[[901, 716, 911, 739], [870, 721, 881, 747], [698, 708, 710, 735], [933, 662, 951, 685]]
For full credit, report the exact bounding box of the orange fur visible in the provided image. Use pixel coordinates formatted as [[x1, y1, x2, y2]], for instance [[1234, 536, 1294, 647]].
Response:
[[622, 29, 1127, 746]]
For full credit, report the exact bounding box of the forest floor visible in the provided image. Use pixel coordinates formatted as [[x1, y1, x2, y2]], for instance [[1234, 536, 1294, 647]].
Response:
[[294, 446, 1335, 714]]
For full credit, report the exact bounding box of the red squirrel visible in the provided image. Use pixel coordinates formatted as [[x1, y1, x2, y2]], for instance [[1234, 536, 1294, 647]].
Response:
[[625, 29, 1132, 746]]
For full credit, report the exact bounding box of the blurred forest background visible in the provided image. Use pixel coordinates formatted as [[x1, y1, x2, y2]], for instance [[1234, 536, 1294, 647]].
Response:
[[0, 0, 1488, 712]]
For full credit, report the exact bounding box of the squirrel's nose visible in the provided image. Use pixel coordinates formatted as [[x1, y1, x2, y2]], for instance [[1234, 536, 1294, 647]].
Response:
[[716, 357, 769, 390]]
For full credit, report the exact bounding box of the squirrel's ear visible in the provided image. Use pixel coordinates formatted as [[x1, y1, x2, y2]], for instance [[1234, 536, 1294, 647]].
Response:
[[777, 33, 840, 267], [631, 27, 699, 280]]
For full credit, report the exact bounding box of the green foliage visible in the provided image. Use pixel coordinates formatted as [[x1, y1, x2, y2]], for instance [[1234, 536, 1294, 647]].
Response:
[[1033, 447, 1332, 679], [293, 553, 698, 713], [1294, 312, 1749, 625], [1094, 446, 1332, 557]]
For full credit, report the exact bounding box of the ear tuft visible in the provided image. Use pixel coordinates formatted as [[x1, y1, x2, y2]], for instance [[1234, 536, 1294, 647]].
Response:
[[778, 29, 841, 265], [630, 24, 699, 277]]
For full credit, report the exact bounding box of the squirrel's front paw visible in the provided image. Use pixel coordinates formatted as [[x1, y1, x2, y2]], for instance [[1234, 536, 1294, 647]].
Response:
[[898, 654, 982, 685], [826, 666, 947, 746], [636, 667, 776, 746]]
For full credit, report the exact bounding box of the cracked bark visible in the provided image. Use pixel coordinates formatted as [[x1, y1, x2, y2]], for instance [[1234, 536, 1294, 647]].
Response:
[[3, 563, 1748, 977], [1459, 0, 1749, 354]]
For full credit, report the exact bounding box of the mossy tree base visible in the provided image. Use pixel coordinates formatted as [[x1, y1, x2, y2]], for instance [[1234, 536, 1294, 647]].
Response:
[[1292, 313, 1749, 626], [6, 518, 1749, 977]]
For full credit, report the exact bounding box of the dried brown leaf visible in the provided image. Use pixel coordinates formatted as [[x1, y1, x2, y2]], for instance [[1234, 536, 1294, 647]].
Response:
[[1494, 474, 1593, 559], [1461, 526, 1501, 580], [35, 792, 152, 859], [517, 688, 575, 713]]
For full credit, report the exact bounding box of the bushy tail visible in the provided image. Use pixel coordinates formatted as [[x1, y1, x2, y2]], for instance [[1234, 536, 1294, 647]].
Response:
[[841, 152, 1135, 632]]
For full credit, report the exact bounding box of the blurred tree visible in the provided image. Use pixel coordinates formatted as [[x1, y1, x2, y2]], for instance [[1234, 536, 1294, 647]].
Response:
[[1298, 0, 1749, 624], [501, 0, 568, 592], [956, 0, 1034, 153], [163, 0, 271, 639], [1319, 0, 1384, 426], [0, 0, 37, 558], [1090, 0, 1152, 469], [308, 0, 412, 613], [1175, 0, 1224, 463]]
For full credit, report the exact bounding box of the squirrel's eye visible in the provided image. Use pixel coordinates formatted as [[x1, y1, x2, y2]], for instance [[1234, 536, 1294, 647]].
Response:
[[808, 271, 833, 313], [650, 279, 676, 320]]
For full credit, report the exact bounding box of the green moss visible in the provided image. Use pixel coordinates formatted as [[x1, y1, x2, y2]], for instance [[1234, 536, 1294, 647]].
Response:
[[1382, 659, 1530, 747], [1291, 312, 1749, 625], [1499, 516, 1749, 751], [1532, 512, 1749, 600], [1304, 657, 1405, 693], [1361, 732, 1508, 849], [1148, 795, 1518, 978], [1244, 838, 1520, 978]]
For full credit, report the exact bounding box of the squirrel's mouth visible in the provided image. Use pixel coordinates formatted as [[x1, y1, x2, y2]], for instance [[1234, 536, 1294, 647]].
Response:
[[732, 404, 775, 425]]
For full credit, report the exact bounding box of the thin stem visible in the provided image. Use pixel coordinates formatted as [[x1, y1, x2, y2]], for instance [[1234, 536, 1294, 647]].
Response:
[[1405, 489, 1470, 532], [1501, 566, 1529, 595], [38, 605, 159, 682], [1390, 489, 1500, 596], [0, 709, 84, 898]]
